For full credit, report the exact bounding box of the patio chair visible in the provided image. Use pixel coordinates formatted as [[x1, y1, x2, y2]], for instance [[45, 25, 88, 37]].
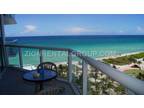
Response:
[[37, 62, 57, 73]]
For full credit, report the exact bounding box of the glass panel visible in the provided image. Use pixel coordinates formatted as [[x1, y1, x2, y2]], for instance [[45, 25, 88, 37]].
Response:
[[43, 50, 67, 62], [43, 50, 68, 79], [71, 55, 83, 94], [88, 65, 126, 95], [22, 48, 39, 69], [7, 47, 19, 67]]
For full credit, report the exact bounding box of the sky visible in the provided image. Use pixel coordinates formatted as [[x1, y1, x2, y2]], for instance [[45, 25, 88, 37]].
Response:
[[4, 14, 144, 37]]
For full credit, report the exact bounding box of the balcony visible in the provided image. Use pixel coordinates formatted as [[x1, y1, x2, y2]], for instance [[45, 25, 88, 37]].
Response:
[[0, 67, 75, 95], [0, 43, 144, 95]]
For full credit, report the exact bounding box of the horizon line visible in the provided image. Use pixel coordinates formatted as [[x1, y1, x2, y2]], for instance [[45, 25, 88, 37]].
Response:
[[6, 34, 144, 37]]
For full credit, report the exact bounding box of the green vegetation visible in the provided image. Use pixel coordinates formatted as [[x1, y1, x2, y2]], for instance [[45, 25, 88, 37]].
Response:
[[88, 72, 125, 95], [57, 61, 144, 94], [129, 52, 144, 59], [125, 69, 144, 80], [57, 64, 68, 79], [88, 67, 125, 95], [103, 52, 144, 65], [125, 69, 143, 76]]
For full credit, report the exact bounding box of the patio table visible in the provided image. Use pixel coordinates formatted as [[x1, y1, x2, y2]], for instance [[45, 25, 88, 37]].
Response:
[[23, 69, 57, 93]]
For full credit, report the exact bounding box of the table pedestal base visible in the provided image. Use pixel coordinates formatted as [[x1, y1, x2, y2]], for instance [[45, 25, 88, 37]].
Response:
[[35, 82, 44, 94]]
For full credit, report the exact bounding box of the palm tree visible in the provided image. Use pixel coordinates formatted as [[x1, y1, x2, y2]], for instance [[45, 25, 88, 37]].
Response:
[[58, 64, 68, 78]]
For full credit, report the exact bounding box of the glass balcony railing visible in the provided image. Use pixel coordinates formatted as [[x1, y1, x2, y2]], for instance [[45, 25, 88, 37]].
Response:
[[4, 43, 144, 95]]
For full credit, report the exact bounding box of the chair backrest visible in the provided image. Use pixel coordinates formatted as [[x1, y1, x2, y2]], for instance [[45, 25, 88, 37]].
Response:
[[37, 62, 57, 73]]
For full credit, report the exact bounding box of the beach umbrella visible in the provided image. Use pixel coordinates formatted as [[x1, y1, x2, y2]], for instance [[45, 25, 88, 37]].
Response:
[[0, 14, 16, 67]]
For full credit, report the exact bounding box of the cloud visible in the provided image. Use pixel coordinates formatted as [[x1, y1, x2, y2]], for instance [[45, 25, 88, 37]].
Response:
[[65, 27, 101, 34], [23, 25, 37, 33], [119, 30, 124, 33], [137, 26, 144, 32], [66, 27, 89, 33]]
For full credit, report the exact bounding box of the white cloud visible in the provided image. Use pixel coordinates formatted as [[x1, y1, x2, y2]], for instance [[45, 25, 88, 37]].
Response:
[[119, 30, 124, 33], [137, 26, 144, 32], [66, 27, 89, 33], [65, 27, 100, 34], [23, 25, 37, 33]]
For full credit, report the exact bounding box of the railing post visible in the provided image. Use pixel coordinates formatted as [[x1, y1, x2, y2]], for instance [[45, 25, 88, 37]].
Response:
[[18, 48, 23, 68], [4, 47, 9, 66], [68, 50, 72, 83], [82, 60, 88, 95], [39, 49, 43, 64]]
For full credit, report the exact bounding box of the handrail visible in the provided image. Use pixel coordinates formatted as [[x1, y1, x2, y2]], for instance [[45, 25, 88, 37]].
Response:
[[4, 44, 71, 51], [4, 44, 144, 94], [71, 50, 144, 95]]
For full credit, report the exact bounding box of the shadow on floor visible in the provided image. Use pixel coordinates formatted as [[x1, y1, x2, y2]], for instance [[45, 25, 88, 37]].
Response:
[[0, 67, 75, 95]]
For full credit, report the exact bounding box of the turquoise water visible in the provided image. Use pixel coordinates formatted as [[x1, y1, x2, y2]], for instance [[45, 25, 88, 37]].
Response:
[[6, 35, 144, 66]]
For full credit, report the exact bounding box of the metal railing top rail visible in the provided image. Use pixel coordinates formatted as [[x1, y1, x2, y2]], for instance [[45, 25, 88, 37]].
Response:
[[3, 44, 144, 94], [71, 50, 144, 95], [4, 44, 71, 52]]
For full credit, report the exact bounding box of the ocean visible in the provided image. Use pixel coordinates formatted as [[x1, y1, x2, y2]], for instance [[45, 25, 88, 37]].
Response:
[[6, 35, 144, 66]]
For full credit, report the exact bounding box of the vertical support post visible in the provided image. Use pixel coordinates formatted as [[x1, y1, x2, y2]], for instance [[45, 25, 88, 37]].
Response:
[[4, 47, 9, 65], [68, 50, 72, 83], [4, 47, 9, 66], [82, 60, 88, 95], [39, 49, 43, 64], [0, 14, 8, 67], [18, 48, 23, 68]]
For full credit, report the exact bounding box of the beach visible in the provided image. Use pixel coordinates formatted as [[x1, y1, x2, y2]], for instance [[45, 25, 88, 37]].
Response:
[[23, 51, 144, 71], [97, 51, 144, 60]]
